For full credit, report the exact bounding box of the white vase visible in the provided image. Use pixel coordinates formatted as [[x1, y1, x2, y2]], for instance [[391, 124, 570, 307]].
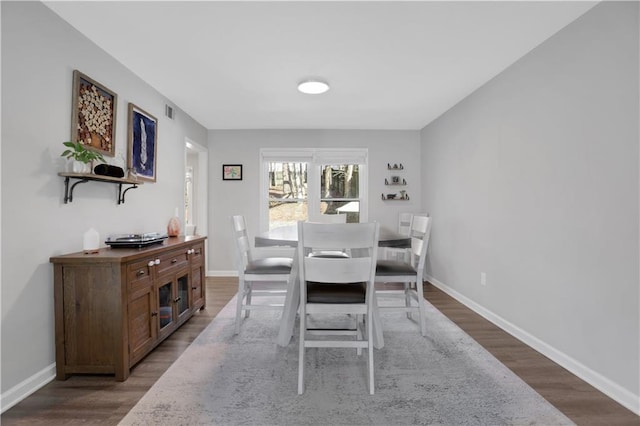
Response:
[[71, 160, 91, 174]]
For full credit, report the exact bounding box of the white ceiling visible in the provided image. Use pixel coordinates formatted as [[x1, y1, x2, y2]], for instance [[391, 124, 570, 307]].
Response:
[[44, 1, 597, 130]]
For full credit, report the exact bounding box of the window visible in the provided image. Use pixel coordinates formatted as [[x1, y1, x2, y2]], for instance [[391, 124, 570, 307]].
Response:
[[261, 149, 368, 231], [267, 162, 308, 229], [320, 164, 360, 222]]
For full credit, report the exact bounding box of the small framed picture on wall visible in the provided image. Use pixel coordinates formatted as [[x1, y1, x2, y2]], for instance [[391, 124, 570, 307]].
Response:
[[223, 164, 242, 181]]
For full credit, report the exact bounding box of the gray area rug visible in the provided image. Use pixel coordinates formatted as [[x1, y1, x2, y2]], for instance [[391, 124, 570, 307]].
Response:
[[120, 295, 573, 425]]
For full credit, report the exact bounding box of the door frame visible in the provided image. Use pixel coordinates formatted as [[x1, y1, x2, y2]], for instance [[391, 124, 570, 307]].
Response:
[[185, 138, 208, 272]]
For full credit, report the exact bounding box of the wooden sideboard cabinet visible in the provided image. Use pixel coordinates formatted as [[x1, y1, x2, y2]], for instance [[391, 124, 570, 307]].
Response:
[[50, 236, 206, 381]]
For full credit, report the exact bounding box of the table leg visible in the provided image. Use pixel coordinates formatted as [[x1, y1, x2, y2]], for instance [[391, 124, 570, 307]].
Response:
[[277, 249, 299, 346]]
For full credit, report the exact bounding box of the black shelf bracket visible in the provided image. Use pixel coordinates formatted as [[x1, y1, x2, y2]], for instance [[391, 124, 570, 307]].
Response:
[[63, 176, 89, 203], [118, 183, 139, 204]]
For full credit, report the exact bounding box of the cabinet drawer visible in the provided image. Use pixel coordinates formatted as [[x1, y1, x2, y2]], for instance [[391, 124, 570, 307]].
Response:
[[127, 259, 154, 291], [190, 242, 204, 265], [156, 249, 189, 276]]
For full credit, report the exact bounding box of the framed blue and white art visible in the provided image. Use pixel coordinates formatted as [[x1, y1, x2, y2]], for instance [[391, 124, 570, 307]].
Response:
[[127, 103, 157, 182]]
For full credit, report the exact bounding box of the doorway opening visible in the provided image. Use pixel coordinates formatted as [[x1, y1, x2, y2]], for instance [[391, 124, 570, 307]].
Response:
[[184, 138, 208, 241]]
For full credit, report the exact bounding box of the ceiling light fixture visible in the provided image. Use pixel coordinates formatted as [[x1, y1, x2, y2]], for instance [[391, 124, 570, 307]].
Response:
[[297, 79, 330, 95]]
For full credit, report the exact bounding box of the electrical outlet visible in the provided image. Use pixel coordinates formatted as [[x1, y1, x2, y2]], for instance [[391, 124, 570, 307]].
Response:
[[480, 272, 487, 286]]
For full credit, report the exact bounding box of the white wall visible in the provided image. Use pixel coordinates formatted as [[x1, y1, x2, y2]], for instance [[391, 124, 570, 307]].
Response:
[[1, 1, 207, 406], [207, 130, 421, 273], [421, 1, 639, 412]]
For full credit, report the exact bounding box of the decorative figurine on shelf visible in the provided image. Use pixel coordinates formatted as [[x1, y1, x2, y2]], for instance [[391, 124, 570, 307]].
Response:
[[385, 178, 389, 185], [399, 163, 404, 169], [399, 190, 407, 199], [403, 178, 407, 184]]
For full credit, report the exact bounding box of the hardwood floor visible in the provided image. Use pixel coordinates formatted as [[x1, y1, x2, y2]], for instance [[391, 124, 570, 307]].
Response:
[[2, 278, 637, 425], [422, 284, 638, 426]]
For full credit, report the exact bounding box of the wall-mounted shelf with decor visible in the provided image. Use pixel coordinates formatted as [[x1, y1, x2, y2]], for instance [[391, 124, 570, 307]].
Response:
[[383, 162, 409, 200], [59, 172, 143, 205], [382, 193, 410, 201], [384, 178, 407, 186]]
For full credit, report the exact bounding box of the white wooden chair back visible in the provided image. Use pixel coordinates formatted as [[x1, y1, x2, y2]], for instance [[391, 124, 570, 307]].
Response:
[[313, 213, 347, 224], [398, 212, 413, 237], [299, 222, 378, 286], [231, 215, 253, 270], [408, 215, 432, 273]]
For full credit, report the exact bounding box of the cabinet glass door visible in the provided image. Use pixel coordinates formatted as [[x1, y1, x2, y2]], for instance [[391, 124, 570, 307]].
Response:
[[177, 274, 189, 317], [158, 281, 173, 329]]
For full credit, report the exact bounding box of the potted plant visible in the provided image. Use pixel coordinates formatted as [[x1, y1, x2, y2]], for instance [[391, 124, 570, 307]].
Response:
[[61, 141, 105, 173]]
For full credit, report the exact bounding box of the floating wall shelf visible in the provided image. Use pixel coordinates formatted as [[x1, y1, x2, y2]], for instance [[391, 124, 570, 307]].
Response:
[[59, 172, 143, 204]]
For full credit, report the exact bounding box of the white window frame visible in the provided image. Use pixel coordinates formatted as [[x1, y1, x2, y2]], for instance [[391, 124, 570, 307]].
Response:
[[260, 148, 368, 232]]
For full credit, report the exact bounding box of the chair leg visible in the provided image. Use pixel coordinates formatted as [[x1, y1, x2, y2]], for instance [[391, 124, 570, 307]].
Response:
[[416, 281, 427, 337], [235, 277, 246, 334], [356, 314, 363, 356], [404, 282, 412, 319], [244, 282, 252, 318], [367, 308, 375, 395], [298, 313, 306, 395]]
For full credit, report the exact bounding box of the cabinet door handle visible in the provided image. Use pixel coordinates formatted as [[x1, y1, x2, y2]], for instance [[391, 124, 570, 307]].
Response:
[[171, 258, 177, 264], [147, 260, 155, 267], [137, 270, 145, 276], [173, 297, 181, 303], [192, 286, 197, 290], [151, 311, 158, 316], [154, 259, 160, 265]]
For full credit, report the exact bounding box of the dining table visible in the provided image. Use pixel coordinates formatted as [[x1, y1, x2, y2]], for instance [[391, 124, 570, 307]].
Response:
[[255, 223, 411, 348]]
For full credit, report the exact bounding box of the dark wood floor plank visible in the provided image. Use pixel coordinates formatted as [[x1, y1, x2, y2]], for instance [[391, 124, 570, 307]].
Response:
[[1, 278, 637, 425]]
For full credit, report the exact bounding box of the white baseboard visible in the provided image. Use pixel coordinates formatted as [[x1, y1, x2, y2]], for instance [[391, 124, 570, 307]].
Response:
[[1, 363, 56, 413], [426, 274, 640, 416]]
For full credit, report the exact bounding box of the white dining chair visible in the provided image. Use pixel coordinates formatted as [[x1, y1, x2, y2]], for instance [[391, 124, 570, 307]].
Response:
[[297, 221, 379, 395], [375, 215, 432, 336], [231, 215, 293, 334], [309, 213, 349, 257]]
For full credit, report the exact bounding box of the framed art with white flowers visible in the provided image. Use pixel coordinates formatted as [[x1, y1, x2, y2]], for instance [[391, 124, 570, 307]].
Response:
[[71, 70, 117, 157]]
